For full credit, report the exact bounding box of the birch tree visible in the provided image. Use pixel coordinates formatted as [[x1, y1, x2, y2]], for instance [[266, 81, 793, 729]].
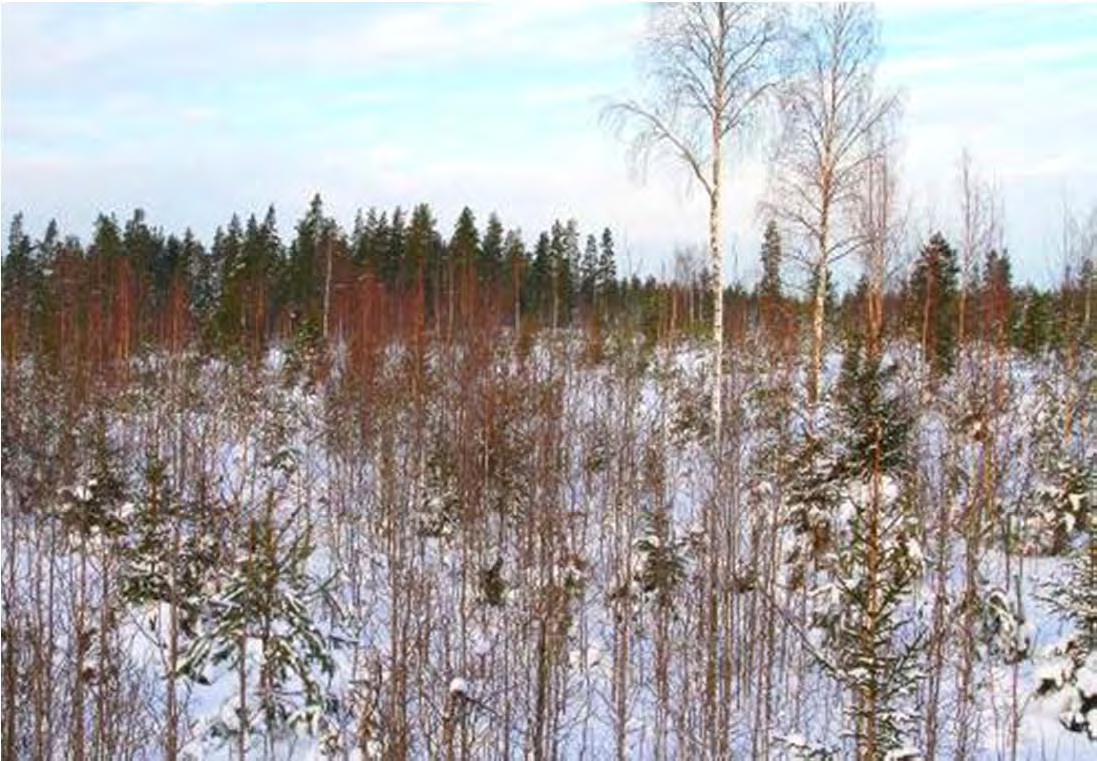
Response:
[[770, 4, 898, 404], [605, 3, 785, 440], [956, 149, 997, 349]]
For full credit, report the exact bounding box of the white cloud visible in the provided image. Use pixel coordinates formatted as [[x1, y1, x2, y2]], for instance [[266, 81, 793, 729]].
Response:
[[879, 39, 1095, 80]]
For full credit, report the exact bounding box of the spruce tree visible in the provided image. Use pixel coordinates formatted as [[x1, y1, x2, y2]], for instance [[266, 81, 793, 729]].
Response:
[[350, 207, 386, 275], [285, 194, 334, 331], [450, 207, 480, 326], [832, 336, 923, 758], [350, 209, 368, 268], [1039, 459, 1097, 739], [227, 211, 279, 344], [1014, 288, 1057, 355], [383, 206, 406, 288], [90, 212, 126, 334], [504, 228, 527, 331], [562, 219, 581, 323], [909, 232, 960, 374], [598, 228, 617, 287], [450, 207, 480, 270], [123, 208, 165, 309], [580, 233, 600, 308], [758, 219, 783, 302], [480, 212, 505, 286], [119, 456, 218, 636], [181, 228, 216, 338], [32, 220, 63, 338], [176, 449, 338, 750], [212, 215, 246, 351], [405, 203, 440, 296], [547, 219, 579, 328], [785, 332, 924, 757], [38, 218, 63, 271], [1, 213, 38, 342], [980, 248, 1012, 343], [530, 231, 553, 324], [3, 213, 33, 286], [1046, 461, 1097, 617]]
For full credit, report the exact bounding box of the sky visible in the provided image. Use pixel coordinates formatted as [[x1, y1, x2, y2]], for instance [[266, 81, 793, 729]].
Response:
[[2, 3, 1096, 287]]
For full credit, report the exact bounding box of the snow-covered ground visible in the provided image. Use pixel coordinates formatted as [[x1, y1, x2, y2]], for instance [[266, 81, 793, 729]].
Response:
[[2, 336, 1093, 758]]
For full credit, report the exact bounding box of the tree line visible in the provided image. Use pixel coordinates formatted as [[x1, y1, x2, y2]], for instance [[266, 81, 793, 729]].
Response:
[[1, 198, 623, 366], [3, 196, 1092, 379]]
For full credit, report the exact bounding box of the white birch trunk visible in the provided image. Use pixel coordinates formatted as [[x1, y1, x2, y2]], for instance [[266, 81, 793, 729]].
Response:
[[809, 259, 827, 406], [710, 151, 724, 444]]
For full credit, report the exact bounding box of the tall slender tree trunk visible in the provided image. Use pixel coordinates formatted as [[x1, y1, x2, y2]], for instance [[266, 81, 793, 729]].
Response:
[[165, 521, 181, 761], [238, 630, 248, 761], [551, 265, 560, 332], [709, 100, 724, 444], [808, 195, 831, 406], [323, 237, 333, 341], [860, 305, 885, 761], [72, 543, 87, 761], [94, 552, 113, 758], [447, 262, 455, 341], [957, 286, 967, 349], [706, 58, 727, 758], [809, 261, 827, 406], [1085, 267, 1093, 332], [513, 259, 521, 335], [923, 472, 952, 760], [921, 255, 937, 372], [2, 513, 17, 761]]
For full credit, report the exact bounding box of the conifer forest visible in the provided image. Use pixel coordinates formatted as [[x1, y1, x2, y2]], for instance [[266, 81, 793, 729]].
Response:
[[2, 4, 1095, 760]]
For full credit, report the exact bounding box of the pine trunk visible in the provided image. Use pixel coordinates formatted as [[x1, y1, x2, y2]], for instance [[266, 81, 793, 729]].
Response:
[[323, 237, 333, 341]]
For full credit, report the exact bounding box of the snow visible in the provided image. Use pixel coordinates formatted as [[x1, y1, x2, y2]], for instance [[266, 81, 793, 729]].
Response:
[[448, 677, 469, 697], [1036, 657, 1072, 692], [883, 748, 921, 760], [569, 645, 604, 670], [7, 340, 1096, 759], [1078, 660, 1097, 700]]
